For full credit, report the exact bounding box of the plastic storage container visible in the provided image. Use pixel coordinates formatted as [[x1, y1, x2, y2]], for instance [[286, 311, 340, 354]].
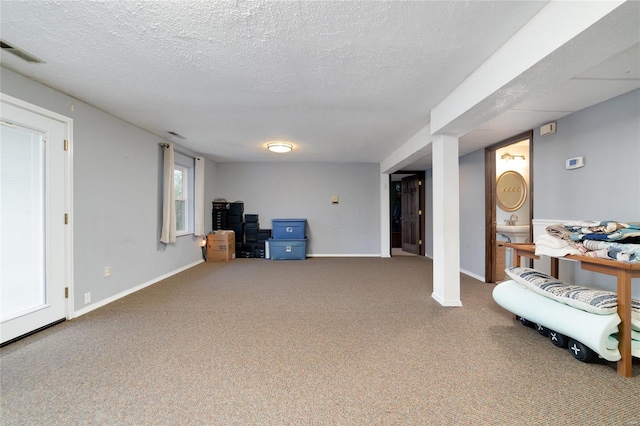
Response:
[[272, 219, 307, 240], [266, 238, 307, 260]]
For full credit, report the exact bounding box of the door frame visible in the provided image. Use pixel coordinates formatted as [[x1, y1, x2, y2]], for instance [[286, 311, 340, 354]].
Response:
[[1, 93, 74, 337], [389, 171, 425, 256], [484, 131, 533, 282]]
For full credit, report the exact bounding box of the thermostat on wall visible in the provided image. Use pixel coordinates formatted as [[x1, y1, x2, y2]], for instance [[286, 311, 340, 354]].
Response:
[[565, 156, 584, 170]]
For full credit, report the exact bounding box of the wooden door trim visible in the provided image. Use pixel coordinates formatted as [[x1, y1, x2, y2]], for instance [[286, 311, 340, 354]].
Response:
[[390, 171, 425, 256], [484, 131, 533, 282]]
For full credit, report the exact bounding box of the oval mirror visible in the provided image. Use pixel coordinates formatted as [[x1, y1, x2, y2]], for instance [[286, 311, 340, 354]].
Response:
[[496, 170, 527, 212]]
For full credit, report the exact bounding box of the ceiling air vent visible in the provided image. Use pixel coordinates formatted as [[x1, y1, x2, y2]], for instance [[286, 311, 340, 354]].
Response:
[[0, 40, 44, 63], [167, 131, 186, 140]]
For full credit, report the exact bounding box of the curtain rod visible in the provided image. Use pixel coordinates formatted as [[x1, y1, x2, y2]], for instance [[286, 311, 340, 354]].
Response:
[[159, 143, 201, 160]]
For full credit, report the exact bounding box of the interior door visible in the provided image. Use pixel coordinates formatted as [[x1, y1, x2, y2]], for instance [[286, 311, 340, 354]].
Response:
[[1, 100, 67, 345], [401, 175, 421, 254]]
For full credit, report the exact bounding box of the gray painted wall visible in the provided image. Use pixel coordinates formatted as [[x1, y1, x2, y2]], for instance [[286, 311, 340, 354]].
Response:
[[458, 149, 486, 280], [424, 169, 434, 258], [215, 162, 381, 256], [2, 68, 205, 313], [534, 89, 639, 220]]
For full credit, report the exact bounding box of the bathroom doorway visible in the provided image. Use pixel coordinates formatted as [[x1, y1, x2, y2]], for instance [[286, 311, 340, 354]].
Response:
[[484, 131, 533, 282]]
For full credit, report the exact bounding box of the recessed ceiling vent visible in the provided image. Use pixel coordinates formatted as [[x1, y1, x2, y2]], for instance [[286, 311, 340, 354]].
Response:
[[167, 131, 186, 140], [0, 40, 44, 63]]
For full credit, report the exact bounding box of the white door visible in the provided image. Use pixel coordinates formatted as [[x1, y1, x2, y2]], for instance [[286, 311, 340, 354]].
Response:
[[1, 99, 68, 345]]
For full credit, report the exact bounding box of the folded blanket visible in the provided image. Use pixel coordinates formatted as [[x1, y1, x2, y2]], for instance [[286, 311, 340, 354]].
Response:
[[565, 221, 640, 242], [564, 220, 626, 234], [545, 225, 587, 254], [535, 234, 582, 257], [544, 221, 640, 263], [582, 240, 640, 263]]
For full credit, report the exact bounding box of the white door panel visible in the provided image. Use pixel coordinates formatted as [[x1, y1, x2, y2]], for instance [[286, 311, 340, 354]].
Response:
[[1, 99, 68, 344]]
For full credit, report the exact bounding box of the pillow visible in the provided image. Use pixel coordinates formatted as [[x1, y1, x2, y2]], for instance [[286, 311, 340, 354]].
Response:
[[505, 267, 618, 315]]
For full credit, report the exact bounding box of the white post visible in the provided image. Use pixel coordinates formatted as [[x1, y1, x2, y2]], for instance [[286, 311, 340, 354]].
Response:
[[432, 134, 462, 306], [380, 172, 391, 258]]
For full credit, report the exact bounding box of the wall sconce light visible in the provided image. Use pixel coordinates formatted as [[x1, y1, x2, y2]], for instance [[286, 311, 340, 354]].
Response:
[[267, 142, 293, 153], [500, 153, 526, 161]]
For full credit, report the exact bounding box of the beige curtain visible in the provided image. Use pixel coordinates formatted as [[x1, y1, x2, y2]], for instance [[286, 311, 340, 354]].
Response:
[[160, 143, 176, 244], [194, 157, 205, 236]]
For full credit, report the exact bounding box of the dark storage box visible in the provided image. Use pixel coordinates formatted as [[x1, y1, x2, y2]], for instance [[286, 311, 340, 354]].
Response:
[[229, 202, 244, 215], [245, 214, 259, 223], [227, 214, 243, 224], [272, 219, 307, 240]]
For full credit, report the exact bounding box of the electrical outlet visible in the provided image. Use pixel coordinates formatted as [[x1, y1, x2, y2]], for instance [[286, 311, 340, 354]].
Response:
[[104, 266, 111, 278], [84, 292, 91, 304]]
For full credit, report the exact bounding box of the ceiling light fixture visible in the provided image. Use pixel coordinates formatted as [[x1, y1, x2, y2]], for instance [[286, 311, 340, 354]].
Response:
[[500, 152, 525, 161], [267, 142, 293, 153]]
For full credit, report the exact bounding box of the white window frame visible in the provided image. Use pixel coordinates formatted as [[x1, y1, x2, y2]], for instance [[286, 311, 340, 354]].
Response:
[[174, 165, 190, 236]]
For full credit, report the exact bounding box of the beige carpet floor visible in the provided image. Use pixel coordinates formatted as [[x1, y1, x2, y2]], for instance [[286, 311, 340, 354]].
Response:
[[1, 257, 639, 425]]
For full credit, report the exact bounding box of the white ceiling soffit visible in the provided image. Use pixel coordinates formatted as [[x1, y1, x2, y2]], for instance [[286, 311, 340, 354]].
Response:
[[0, 1, 637, 169]]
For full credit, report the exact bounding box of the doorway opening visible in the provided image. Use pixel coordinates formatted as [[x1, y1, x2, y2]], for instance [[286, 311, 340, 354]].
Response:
[[484, 131, 533, 282], [389, 171, 425, 257]]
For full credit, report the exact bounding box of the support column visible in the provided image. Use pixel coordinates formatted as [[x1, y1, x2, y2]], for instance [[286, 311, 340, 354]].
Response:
[[380, 172, 391, 258], [432, 134, 462, 307]]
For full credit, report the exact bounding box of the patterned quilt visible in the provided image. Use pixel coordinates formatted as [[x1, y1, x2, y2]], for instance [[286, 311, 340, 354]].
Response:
[[538, 221, 640, 263]]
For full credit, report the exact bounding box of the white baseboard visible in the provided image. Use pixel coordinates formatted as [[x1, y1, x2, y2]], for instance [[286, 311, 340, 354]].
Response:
[[431, 292, 463, 307], [307, 254, 381, 258], [460, 268, 485, 283], [72, 259, 204, 318]]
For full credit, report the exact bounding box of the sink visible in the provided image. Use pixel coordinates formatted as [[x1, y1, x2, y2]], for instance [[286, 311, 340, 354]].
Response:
[[496, 225, 530, 243]]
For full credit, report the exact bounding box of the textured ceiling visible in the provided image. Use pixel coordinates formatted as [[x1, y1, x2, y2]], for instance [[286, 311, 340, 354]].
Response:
[[1, 1, 638, 167]]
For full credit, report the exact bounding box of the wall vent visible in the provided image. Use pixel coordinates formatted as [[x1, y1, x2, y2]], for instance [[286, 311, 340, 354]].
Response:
[[167, 131, 186, 140], [0, 40, 44, 63]]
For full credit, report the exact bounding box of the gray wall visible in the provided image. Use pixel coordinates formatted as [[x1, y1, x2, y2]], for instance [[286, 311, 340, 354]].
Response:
[[458, 149, 487, 280], [424, 169, 434, 258], [2, 68, 206, 313], [203, 158, 218, 233], [215, 162, 381, 256], [534, 89, 640, 220]]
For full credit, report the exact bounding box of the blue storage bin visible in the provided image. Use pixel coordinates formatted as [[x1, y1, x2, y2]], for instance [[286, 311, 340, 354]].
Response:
[[272, 219, 306, 240], [267, 238, 307, 260]]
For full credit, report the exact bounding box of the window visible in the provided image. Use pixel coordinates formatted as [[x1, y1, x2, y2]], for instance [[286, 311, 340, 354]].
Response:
[[174, 166, 188, 235], [174, 152, 195, 236]]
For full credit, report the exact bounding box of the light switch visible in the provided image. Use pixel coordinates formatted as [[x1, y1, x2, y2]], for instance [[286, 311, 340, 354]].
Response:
[[331, 195, 339, 205]]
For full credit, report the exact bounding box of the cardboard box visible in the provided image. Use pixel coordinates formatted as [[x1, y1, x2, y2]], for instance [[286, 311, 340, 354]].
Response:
[[206, 231, 236, 262]]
